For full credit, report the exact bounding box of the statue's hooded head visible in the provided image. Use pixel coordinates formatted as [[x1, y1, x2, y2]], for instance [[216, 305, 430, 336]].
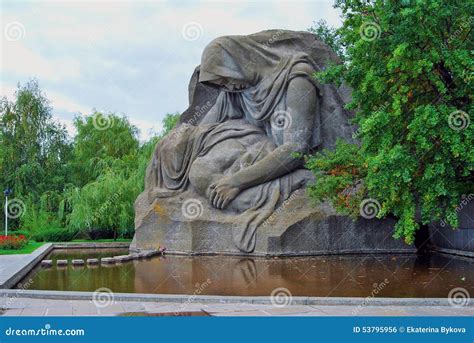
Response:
[[199, 36, 280, 92]]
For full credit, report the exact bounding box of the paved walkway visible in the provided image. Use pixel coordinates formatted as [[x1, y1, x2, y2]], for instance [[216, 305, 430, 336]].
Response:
[[0, 296, 472, 316], [0, 244, 52, 289]]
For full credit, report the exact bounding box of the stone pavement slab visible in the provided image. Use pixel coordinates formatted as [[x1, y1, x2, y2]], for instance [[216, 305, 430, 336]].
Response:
[[0, 243, 52, 289], [0, 295, 472, 317]]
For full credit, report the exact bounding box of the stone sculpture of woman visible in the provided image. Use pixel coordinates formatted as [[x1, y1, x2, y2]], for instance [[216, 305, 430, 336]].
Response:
[[135, 30, 353, 253], [196, 34, 321, 210]]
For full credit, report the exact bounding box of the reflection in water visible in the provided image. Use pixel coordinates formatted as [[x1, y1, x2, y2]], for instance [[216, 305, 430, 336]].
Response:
[[234, 258, 257, 286], [18, 249, 474, 298]]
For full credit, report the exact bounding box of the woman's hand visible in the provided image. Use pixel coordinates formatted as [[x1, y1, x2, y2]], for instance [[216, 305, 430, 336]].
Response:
[[209, 176, 241, 209]]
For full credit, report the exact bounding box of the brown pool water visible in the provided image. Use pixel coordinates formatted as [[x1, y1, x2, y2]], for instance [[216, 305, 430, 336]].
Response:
[[17, 249, 474, 298]]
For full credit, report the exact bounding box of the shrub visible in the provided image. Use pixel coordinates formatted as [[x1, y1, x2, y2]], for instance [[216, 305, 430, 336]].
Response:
[[0, 235, 28, 250], [306, 140, 366, 217], [30, 227, 79, 242]]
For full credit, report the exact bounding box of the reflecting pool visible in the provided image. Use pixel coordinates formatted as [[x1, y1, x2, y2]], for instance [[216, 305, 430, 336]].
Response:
[[17, 249, 474, 298]]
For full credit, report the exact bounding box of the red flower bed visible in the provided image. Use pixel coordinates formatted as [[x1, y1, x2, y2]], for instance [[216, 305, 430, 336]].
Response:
[[0, 235, 28, 250]]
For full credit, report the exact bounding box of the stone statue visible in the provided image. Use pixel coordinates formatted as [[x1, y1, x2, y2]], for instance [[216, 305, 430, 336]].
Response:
[[131, 30, 414, 256]]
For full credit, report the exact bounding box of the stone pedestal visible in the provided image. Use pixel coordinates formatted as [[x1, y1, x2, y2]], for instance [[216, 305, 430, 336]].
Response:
[[131, 190, 415, 256]]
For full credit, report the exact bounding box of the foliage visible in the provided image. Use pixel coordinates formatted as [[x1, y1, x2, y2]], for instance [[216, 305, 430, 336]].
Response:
[[63, 112, 178, 239], [0, 235, 28, 250], [162, 112, 181, 135], [306, 140, 366, 217], [1, 79, 181, 241], [70, 112, 139, 186], [0, 80, 72, 229], [308, 19, 346, 61], [29, 227, 79, 242], [20, 191, 65, 233], [309, 0, 473, 243]]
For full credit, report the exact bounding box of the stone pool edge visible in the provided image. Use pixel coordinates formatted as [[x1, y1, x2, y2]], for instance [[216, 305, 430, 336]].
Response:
[[0, 289, 470, 307], [0, 243, 54, 289], [0, 242, 130, 289], [52, 242, 130, 249]]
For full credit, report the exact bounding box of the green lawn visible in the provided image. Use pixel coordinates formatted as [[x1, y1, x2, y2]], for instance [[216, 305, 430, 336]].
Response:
[[0, 241, 45, 255]]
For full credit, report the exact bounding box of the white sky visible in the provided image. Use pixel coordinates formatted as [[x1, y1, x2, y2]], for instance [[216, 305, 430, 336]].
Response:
[[1, 0, 341, 140]]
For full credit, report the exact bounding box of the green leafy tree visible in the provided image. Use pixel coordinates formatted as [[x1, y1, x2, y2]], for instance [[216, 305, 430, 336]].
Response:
[[0, 80, 71, 231], [70, 112, 140, 186], [162, 112, 181, 134], [308, 19, 346, 61], [1, 78, 182, 241], [63, 112, 180, 239], [308, 0, 473, 243]]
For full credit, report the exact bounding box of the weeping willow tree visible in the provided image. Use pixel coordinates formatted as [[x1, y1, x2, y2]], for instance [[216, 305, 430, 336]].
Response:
[[62, 112, 178, 239], [2, 79, 180, 241]]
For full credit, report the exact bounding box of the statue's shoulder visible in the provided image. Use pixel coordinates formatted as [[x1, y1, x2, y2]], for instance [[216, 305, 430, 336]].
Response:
[[290, 61, 315, 74]]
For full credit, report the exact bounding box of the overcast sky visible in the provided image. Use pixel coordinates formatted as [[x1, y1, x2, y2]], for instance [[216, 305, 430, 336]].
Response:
[[1, 0, 341, 139]]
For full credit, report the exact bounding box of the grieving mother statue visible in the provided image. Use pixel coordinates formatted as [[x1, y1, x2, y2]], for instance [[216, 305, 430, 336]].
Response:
[[139, 30, 350, 253], [197, 34, 321, 210]]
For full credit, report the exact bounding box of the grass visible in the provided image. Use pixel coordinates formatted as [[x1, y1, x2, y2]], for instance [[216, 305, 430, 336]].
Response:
[[0, 241, 44, 255]]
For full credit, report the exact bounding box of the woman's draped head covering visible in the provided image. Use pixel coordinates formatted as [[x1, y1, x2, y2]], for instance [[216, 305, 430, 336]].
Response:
[[198, 31, 323, 147], [199, 36, 282, 85]]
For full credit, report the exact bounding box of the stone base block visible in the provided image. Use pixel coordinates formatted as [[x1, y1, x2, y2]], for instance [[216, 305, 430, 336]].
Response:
[[131, 190, 415, 256]]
